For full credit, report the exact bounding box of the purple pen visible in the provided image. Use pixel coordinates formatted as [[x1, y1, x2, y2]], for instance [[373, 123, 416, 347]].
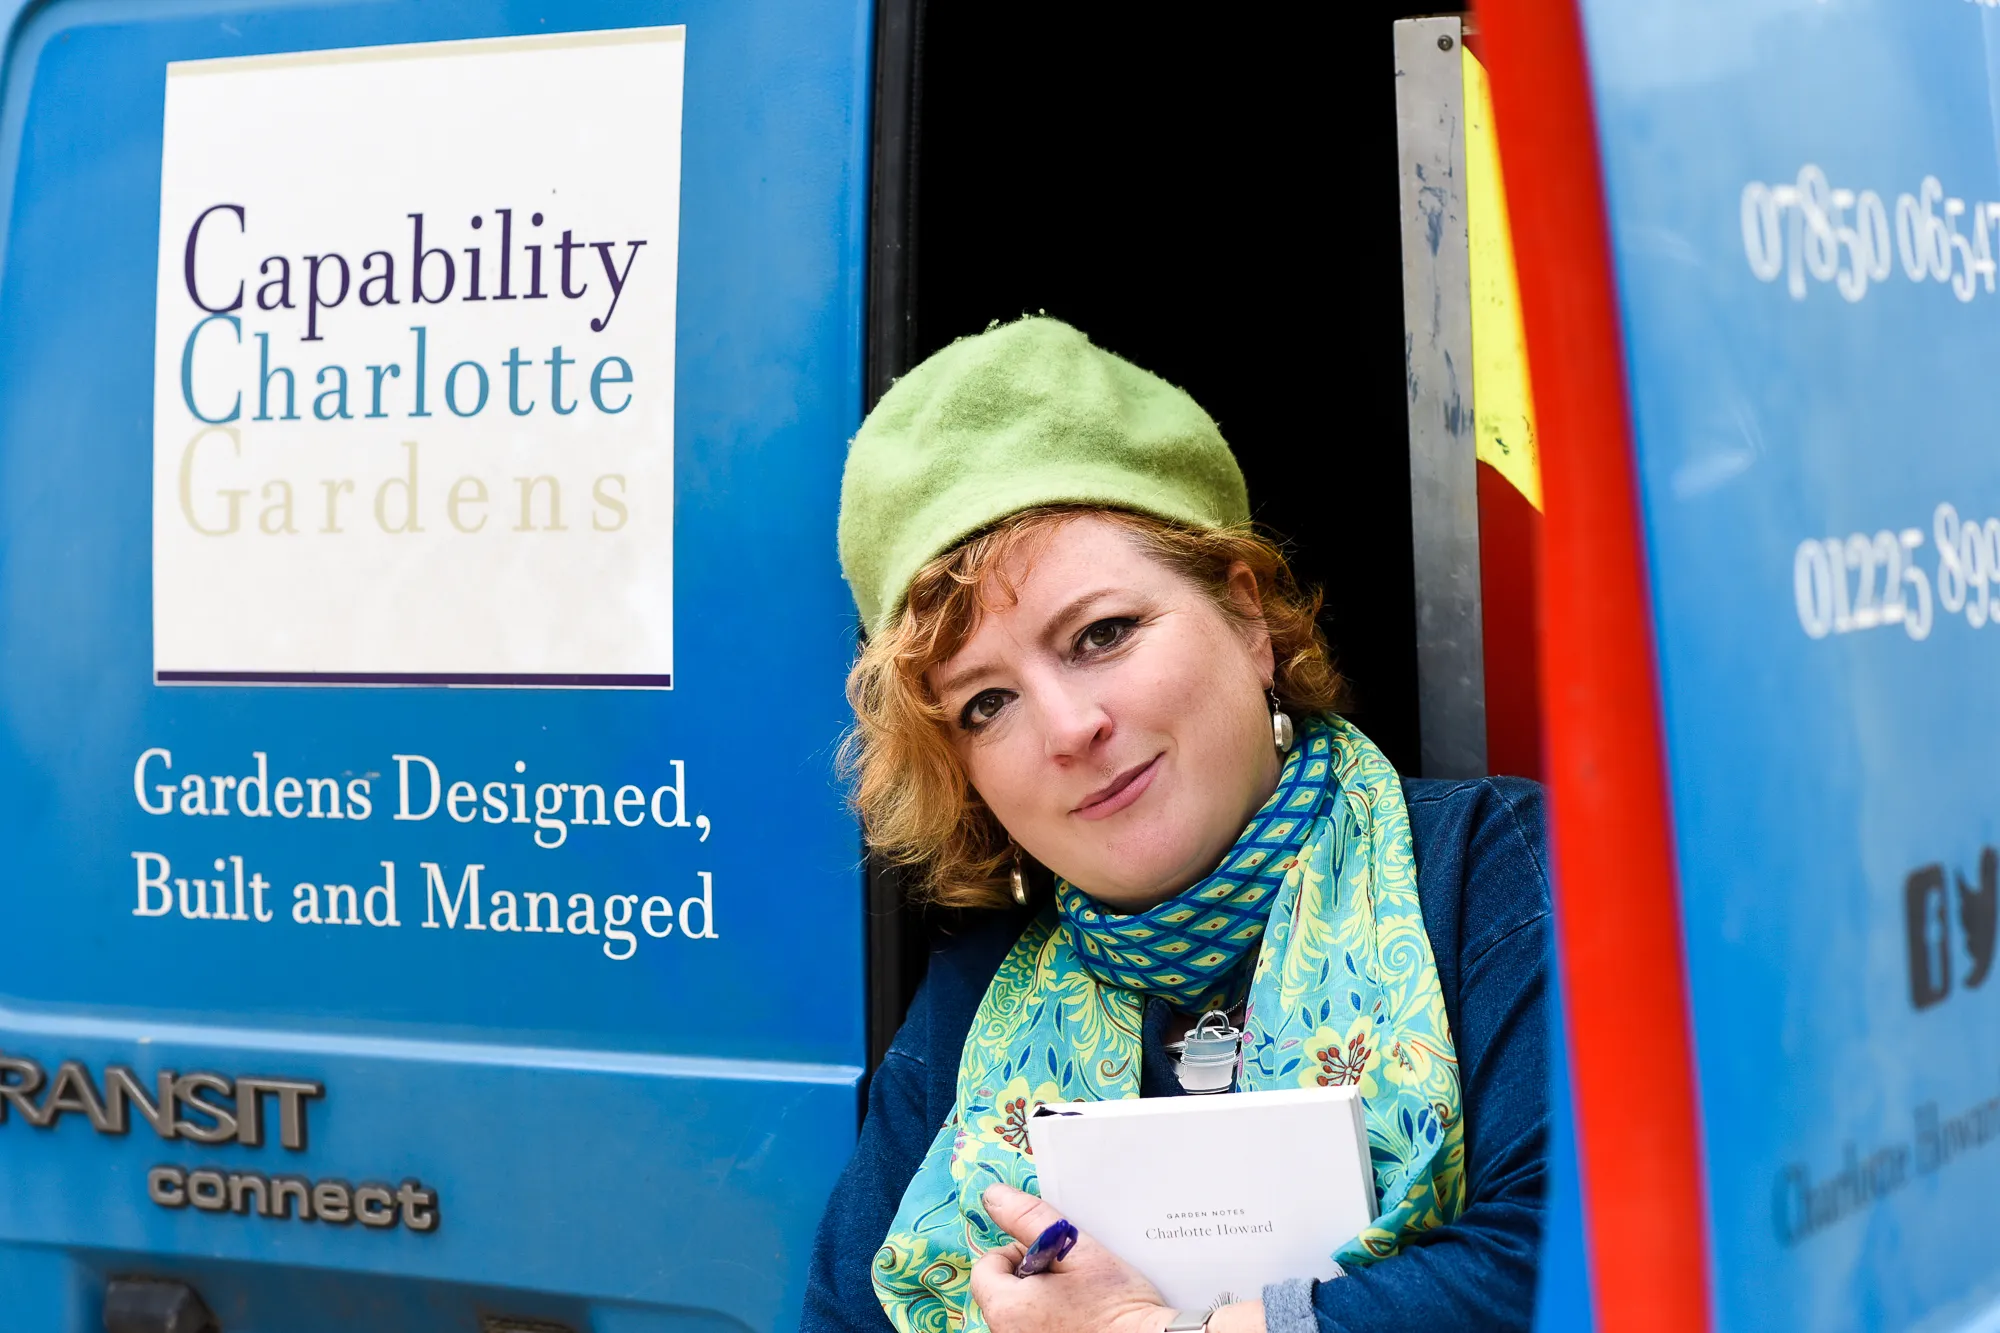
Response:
[[1013, 1218, 1078, 1277]]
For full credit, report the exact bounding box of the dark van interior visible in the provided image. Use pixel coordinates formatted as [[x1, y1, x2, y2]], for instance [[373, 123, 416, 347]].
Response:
[[867, 0, 1438, 1060]]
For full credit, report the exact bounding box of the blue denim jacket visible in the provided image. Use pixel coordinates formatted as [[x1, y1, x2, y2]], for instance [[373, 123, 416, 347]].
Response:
[[802, 778, 1552, 1332]]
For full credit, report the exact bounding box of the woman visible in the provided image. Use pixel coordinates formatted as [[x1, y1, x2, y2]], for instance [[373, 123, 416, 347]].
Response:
[[804, 318, 1551, 1332]]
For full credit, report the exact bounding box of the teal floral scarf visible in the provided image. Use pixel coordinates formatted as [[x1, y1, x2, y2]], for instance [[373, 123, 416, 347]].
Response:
[[872, 717, 1466, 1332]]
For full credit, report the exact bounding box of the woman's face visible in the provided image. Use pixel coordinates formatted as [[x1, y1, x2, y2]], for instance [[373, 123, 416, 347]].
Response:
[[927, 515, 1280, 912]]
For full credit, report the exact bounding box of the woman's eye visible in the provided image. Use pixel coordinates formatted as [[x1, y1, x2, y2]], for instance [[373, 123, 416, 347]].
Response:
[[959, 689, 1013, 729], [1077, 617, 1135, 654]]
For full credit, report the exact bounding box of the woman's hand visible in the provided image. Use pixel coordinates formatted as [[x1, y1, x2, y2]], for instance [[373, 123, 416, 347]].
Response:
[[968, 1183, 1174, 1333], [968, 1184, 1267, 1333]]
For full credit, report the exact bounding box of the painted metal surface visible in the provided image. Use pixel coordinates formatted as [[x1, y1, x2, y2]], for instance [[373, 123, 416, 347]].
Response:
[[1459, 47, 1547, 784], [1574, 2, 2000, 1326], [1496, 0, 2000, 1327], [1393, 23, 1583, 1329], [0, 0, 871, 1327], [1393, 15, 1489, 783], [1480, 0, 1713, 1328]]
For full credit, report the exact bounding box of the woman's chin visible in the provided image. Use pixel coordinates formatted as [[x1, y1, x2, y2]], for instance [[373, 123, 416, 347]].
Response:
[[1049, 794, 1239, 908], [1067, 842, 1222, 912]]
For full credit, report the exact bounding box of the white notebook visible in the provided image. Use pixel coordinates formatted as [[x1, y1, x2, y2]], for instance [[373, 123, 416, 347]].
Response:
[[1025, 1086, 1375, 1310]]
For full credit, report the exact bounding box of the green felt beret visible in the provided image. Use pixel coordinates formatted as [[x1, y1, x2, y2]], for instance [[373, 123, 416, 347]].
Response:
[[838, 317, 1250, 634]]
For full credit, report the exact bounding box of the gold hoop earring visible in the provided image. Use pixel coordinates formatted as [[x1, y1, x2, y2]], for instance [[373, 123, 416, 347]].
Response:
[[1009, 848, 1030, 907], [1269, 687, 1295, 754]]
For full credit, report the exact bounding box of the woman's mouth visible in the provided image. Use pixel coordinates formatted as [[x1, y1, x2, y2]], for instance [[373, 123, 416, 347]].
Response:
[[1072, 754, 1162, 821]]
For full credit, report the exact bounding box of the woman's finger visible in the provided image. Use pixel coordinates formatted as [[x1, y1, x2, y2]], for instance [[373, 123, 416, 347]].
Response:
[[971, 1243, 1021, 1282], [968, 1243, 1024, 1311], [980, 1182, 1067, 1246], [974, 1239, 1026, 1268]]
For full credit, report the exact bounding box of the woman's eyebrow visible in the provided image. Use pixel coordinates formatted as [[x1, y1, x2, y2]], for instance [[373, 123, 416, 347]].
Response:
[[932, 589, 1122, 698], [932, 657, 999, 701], [1041, 587, 1118, 641]]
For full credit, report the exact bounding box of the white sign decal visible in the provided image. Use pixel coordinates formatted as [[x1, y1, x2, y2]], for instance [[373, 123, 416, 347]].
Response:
[[153, 28, 684, 686]]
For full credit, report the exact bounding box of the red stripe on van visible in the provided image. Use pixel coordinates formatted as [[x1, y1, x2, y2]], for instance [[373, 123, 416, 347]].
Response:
[[1476, 1, 1715, 1328]]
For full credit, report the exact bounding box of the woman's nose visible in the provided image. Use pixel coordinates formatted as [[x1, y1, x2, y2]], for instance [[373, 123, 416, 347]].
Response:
[[1037, 683, 1110, 760]]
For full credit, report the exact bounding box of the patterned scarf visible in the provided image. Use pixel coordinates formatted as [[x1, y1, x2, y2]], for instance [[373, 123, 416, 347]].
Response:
[[1053, 732, 1327, 1011], [872, 717, 1466, 1332]]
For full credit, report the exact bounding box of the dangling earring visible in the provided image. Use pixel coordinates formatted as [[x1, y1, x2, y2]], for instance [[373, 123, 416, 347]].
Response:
[[1268, 686, 1295, 755], [1009, 847, 1030, 907]]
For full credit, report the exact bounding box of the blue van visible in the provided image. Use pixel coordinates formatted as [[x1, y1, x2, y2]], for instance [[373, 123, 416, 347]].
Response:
[[0, 2, 1573, 1329]]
